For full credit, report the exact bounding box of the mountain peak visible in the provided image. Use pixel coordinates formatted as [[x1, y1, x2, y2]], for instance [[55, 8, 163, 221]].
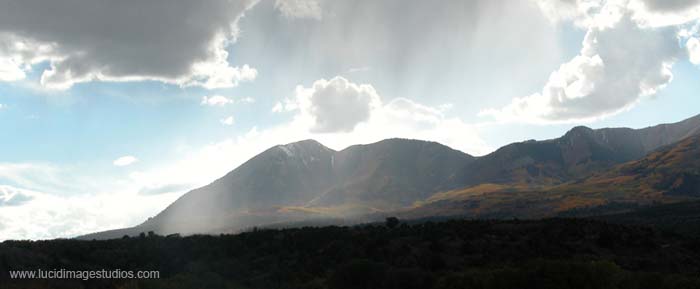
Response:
[[287, 139, 324, 146], [565, 125, 594, 136], [377, 137, 439, 145], [274, 139, 334, 157]]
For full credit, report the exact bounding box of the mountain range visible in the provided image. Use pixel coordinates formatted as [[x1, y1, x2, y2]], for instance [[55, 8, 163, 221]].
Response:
[[81, 114, 700, 239]]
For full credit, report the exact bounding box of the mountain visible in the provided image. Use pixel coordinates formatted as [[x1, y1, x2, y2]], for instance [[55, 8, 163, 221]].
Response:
[[454, 114, 700, 187], [574, 133, 700, 197], [82, 138, 474, 238], [406, 133, 700, 220], [306, 138, 474, 207], [82, 114, 700, 239]]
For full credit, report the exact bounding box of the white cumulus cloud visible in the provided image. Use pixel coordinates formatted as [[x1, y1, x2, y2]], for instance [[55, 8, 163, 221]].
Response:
[[113, 156, 138, 167], [269, 76, 491, 154], [293, 76, 381, 133], [485, 0, 690, 124]]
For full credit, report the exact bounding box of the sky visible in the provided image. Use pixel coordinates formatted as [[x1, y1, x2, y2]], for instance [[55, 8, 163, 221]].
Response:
[[1, 0, 700, 240]]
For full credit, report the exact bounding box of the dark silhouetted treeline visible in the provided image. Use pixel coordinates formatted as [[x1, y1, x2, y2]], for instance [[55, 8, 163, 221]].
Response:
[[2, 218, 700, 289]]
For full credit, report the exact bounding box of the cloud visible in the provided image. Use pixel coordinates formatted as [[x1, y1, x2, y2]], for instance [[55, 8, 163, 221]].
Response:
[[346, 66, 372, 74], [0, 184, 179, 240], [272, 98, 298, 113], [638, 0, 700, 12], [689, 37, 700, 64], [113, 156, 138, 167], [274, 0, 323, 19], [0, 162, 97, 196], [0, 0, 258, 90], [484, 1, 688, 124], [220, 116, 236, 126], [236, 0, 563, 112], [535, 0, 700, 27], [0, 161, 193, 240], [201, 95, 255, 107], [534, 0, 602, 26], [640, 0, 700, 11], [630, 0, 700, 26], [138, 183, 191, 196], [0, 57, 25, 81], [383, 98, 443, 125], [201, 95, 234, 107], [0, 32, 57, 82], [0, 159, 193, 240], [0, 186, 34, 207], [239, 97, 255, 103], [267, 76, 491, 154], [293, 76, 381, 133], [124, 78, 490, 211]]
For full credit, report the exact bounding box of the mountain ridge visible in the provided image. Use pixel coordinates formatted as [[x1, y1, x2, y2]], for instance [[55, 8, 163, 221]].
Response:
[[406, 133, 700, 220], [454, 114, 700, 188], [80, 114, 700, 239]]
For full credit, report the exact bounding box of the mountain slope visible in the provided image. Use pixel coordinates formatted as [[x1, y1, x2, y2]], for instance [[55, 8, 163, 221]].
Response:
[[308, 138, 474, 207], [407, 134, 700, 220], [88, 138, 474, 238], [455, 114, 700, 187], [635, 113, 700, 151], [576, 133, 700, 197], [82, 114, 700, 239]]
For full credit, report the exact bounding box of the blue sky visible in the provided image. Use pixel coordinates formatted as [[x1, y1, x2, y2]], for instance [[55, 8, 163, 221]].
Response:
[[1, 0, 700, 240]]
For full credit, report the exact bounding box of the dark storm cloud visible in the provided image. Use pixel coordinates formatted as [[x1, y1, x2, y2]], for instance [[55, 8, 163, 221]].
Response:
[[0, 0, 258, 89], [642, 0, 700, 12]]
